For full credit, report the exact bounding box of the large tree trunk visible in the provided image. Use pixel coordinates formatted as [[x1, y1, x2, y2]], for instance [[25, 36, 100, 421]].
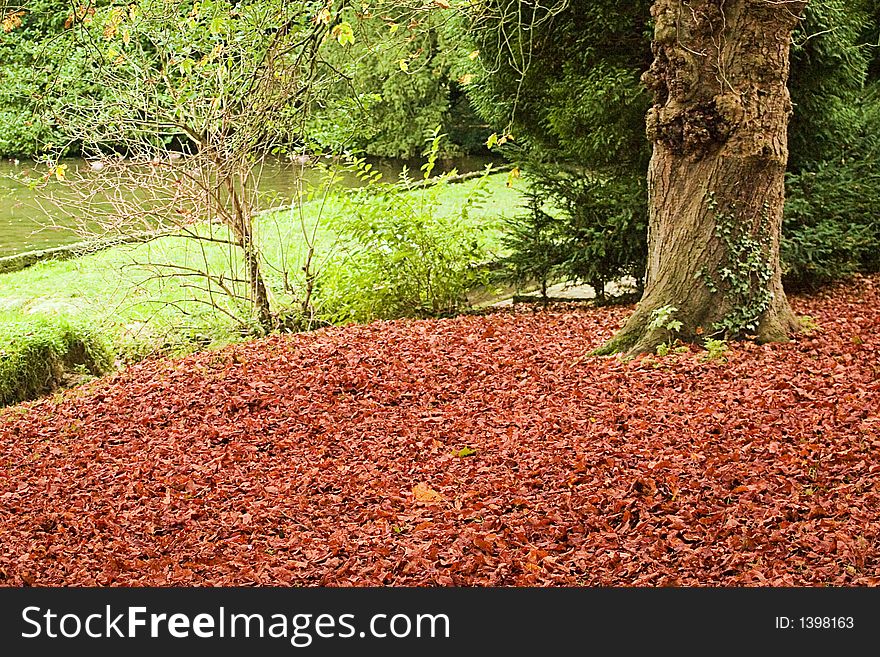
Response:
[[597, 0, 804, 356]]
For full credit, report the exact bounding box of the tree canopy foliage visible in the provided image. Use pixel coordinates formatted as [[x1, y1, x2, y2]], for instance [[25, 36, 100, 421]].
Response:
[[0, 0, 487, 159], [2, 0, 879, 300]]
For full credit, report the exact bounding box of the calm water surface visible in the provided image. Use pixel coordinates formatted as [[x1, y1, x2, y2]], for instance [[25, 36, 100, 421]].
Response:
[[0, 155, 493, 258]]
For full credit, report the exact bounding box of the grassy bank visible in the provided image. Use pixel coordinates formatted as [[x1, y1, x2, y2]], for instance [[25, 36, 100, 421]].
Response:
[[0, 173, 524, 404], [0, 309, 114, 406]]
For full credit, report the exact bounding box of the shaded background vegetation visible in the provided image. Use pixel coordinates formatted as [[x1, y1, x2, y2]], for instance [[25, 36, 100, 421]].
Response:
[[463, 0, 880, 293]]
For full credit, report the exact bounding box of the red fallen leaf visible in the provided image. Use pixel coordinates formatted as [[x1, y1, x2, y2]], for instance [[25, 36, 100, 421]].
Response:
[[666, 516, 687, 530], [1, 275, 879, 586], [809, 504, 828, 519]]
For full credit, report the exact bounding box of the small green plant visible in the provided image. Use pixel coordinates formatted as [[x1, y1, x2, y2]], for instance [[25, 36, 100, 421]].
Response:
[[648, 304, 682, 355], [648, 305, 682, 331], [703, 338, 729, 362], [316, 130, 496, 322], [648, 304, 682, 333], [498, 191, 565, 301], [497, 156, 647, 303], [799, 315, 820, 333]]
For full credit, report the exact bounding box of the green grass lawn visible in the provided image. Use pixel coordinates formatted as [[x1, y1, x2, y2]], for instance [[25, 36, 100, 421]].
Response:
[[0, 173, 525, 365]]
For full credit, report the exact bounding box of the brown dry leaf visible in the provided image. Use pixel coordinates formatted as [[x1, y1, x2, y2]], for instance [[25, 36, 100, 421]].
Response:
[[412, 483, 443, 504]]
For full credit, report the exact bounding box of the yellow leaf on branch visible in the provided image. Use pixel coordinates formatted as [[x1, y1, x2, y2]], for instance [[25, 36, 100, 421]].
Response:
[[332, 21, 355, 46], [315, 6, 332, 25]]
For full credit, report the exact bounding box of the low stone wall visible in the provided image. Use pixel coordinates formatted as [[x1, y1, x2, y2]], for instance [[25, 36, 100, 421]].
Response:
[[0, 231, 166, 275]]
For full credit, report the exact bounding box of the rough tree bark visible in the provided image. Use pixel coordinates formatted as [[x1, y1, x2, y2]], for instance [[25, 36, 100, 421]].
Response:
[[597, 0, 805, 356]]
